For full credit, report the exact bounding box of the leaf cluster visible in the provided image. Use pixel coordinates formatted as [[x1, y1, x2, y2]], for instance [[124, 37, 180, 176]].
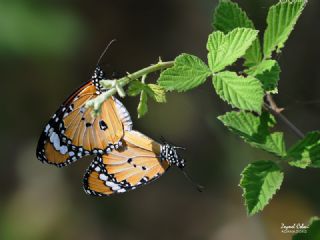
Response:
[[156, 0, 310, 218]]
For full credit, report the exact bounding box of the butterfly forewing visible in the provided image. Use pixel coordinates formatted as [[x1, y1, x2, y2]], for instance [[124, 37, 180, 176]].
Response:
[[83, 130, 169, 196], [37, 68, 132, 167]]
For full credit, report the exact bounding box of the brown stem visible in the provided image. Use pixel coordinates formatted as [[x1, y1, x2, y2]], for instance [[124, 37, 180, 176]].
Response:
[[264, 94, 304, 139]]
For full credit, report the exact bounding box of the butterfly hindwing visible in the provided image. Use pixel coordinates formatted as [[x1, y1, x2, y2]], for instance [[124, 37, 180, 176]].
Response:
[[83, 131, 169, 196]]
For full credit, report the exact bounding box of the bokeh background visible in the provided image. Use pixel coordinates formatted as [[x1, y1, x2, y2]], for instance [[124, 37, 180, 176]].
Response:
[[1, 0, 320, 239]]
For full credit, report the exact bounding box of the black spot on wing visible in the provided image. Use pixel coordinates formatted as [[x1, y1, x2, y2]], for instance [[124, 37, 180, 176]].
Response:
[[99, 120, 108, 131]]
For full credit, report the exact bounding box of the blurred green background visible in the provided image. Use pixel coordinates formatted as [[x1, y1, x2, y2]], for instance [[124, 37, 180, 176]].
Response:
[[1, 0, 319, 239]]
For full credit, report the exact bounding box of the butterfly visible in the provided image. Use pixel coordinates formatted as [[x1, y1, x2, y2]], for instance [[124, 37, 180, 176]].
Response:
[[36, 66, 133, 167], [37, 42, 199, 195], [83, 130, 186, 196]]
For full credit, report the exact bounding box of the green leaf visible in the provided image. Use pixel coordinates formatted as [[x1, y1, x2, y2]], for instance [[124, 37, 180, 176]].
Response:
[[127, 80, 145, 96], [130, 82, 166, 118], [240, 160, 284, 215], [263, 0, 307, 58], [264, 132, 287, 157], [128, 81, 166, 103], [293, 217, 320, 240], [245, 60, 281, 93], [147, 84, 166, 103], [213, 0, 254, 31], [212, 71, 264, 113], [218, 111, 286, 157], [288, 131, 320, 169], [158, 54, 211, 92], [212, 0, 262, 67], [137, 90, 148, 118], [244, 39, 262, 68], [207, 28, 258, 72]]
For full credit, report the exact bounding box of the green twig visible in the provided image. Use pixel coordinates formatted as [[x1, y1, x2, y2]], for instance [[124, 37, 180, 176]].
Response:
[[85, 61, 174, 114]]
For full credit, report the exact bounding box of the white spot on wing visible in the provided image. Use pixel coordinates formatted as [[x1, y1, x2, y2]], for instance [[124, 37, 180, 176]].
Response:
[[60, 145, 68, 154], [99, 174, 107, 181], [44, 124, 50, 133], [105, 181, 121, 190], [50, 132, 61, 150]]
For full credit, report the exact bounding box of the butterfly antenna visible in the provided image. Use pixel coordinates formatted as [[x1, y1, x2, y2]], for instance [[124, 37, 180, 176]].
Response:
[[181, 169, 204, 192], [174, 146, 186, 150], [96, 39, 117, 66]]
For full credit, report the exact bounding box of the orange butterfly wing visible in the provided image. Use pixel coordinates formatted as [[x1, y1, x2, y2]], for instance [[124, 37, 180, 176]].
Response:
[[37, 68, 132, 167], [83, 130, 169, 196]]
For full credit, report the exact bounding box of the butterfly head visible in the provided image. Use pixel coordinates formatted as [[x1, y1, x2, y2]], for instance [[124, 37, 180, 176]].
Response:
[[92, 66, 106, 94], [92, 66, 105, 81], [160, 143, 186, 169]]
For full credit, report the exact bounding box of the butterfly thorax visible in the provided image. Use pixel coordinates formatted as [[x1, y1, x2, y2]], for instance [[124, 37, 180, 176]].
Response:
[[160, 144, 185, 168], [92, 66, 105, 94]]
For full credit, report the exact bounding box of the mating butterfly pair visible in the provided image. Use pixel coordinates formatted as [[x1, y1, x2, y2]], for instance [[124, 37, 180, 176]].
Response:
[[36, 66, 186, 196]]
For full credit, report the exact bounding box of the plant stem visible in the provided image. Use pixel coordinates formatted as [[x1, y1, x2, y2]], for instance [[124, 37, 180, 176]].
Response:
[[86, 61, 174, 113], [265, 94, 304, 139], [117, 61, 174, 87]]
